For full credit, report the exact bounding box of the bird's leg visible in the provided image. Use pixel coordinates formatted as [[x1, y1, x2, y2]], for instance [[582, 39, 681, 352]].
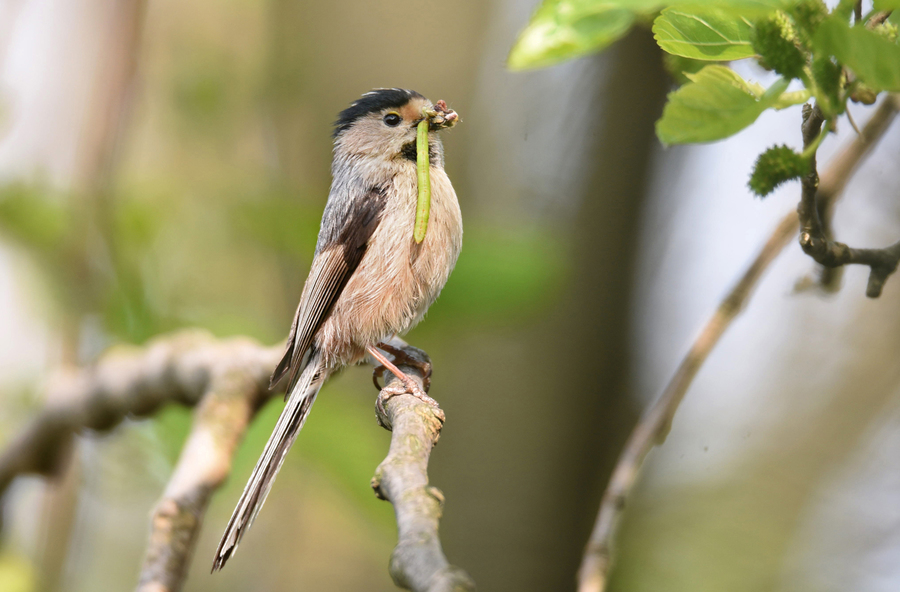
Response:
[[367, 344, 440, 416], [375, 341, 432, 391]]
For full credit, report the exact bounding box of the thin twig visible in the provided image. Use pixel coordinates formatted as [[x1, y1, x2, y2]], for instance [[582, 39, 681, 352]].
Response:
[[577, 96, 899, 592], [371, 339, 475, 592]]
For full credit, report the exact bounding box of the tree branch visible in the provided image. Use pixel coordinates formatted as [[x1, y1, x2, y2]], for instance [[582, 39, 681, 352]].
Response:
[[136, 338, 280, 592], [0, 331, 277, 501], [798, 99, 900, 297], [0, 331, 472, 591], [370, 340, 475, 592], [577, 95, 899, 592]]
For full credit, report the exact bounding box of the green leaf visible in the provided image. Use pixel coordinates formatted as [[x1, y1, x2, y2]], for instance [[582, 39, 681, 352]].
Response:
[[663, 53, 709, 84], [814, 17, 900, 91], [811, 56, 843, 114], [873, 0, 900, 10], [653, 7, 756, 60], [656, 65, 789, 144], [508, 0, 789, 69], [508, 2, 638, 70]]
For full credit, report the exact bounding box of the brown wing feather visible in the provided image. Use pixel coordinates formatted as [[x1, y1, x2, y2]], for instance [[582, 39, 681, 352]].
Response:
[[270, 299, 303, 388], [270, 186, 387, 392]]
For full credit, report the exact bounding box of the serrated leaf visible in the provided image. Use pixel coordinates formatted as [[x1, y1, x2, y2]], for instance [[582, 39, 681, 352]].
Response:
[[656, 65, 789, 144], [814, 17, 900, 91], [663, 53, 709, 84], [653, 7, 756, 60], [509, 0, 790, 69]]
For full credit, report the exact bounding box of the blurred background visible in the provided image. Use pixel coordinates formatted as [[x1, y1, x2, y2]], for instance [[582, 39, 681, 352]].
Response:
[[0, 0, 899, 591]]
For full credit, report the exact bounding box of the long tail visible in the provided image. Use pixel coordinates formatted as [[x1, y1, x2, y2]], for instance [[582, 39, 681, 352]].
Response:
[[212, 348, 326, 571]]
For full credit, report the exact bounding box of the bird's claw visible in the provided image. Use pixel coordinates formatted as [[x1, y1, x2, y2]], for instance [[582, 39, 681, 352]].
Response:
[[375, 380, 445, 427], [368, 342, 443, 427], [374, 342, 432, 391]]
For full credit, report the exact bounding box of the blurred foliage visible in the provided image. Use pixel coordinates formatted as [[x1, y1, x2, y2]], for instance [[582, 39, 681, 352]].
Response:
[[231, 188, 321, 258], [171, 52, 236, 132], [0, 553, 35, 592], [814, 16, 900, 92], [0, 184, 68, 253], [425, 225, 569, 329]]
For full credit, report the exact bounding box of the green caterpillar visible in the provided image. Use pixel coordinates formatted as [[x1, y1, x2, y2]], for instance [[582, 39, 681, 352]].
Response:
[[414, 118, 430, 244]]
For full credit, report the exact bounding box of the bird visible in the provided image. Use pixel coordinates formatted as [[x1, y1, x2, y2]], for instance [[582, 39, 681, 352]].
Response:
[[212, 88, 461, 571]]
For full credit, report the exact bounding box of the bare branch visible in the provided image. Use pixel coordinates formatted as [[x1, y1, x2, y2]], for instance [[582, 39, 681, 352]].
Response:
[[371, 340, 475, 592], [0, 330, 473, 591], [136, 340, 280, 592], [798, 98, 900, 297], [0, 330, 279, 591], [0, 331, 276, 500], [577, 96, 899, 592]]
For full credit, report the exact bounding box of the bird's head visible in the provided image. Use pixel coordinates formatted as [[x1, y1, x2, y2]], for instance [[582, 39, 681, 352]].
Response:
[[333, 88, 458, 162]]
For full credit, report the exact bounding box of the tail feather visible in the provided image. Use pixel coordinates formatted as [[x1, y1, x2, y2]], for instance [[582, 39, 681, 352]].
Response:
[[212, 348, 326, 571]]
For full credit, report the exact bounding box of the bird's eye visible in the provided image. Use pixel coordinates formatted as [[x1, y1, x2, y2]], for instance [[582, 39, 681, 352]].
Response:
[[383, 113, 402, 127]]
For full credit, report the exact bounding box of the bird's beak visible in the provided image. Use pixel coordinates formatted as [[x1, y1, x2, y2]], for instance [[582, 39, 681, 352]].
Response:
[[423, 100, 459, 130]]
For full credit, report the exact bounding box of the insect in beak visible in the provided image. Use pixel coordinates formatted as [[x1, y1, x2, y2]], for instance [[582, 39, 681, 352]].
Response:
[[422, 100, 459, 130]]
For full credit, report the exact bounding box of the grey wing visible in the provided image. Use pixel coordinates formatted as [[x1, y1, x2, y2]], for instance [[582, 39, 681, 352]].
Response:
[[269, 185, 387, 391]]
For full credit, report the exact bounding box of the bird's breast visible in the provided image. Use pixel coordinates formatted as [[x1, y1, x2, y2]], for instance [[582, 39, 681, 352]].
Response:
[[316, 165, 462, 367]]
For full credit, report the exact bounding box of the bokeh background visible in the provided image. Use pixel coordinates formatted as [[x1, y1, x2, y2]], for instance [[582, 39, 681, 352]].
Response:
[[1, 0, 899, 591]]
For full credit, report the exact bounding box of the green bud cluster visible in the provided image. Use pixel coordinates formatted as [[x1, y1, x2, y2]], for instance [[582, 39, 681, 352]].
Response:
[[812, 57, 844, 114], [749, 145, 809, 197], [851, 83, 877, 105], [752, 13, 807, 80], [788, 0, 828, 47], [874, 22, 899, 43]]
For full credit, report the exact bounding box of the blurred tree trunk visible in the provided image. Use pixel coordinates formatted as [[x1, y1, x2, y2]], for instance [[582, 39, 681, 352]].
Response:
[[35, 0, 146, 588], [434, 28, 668, 592]]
